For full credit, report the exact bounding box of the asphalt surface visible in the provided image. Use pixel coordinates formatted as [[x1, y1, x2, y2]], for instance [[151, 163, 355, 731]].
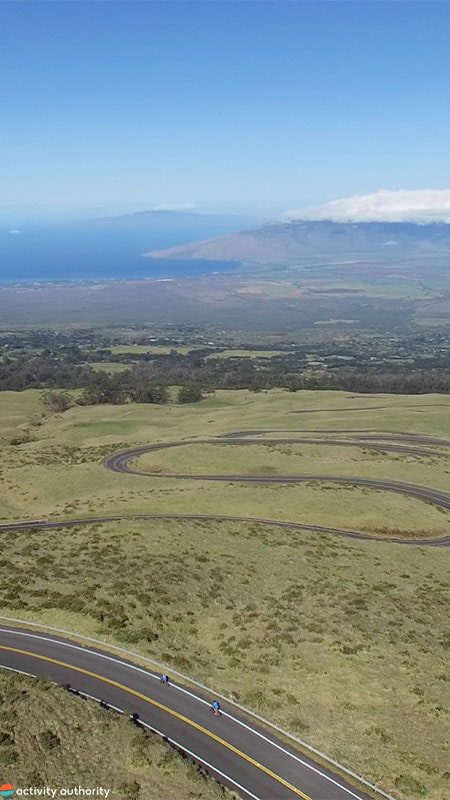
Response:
[[1, 429, 449, 545], [101, 430, 450, 545], [1, 511, 449, 546], [290, 403, 450, 415], [0, 427, 448, 798], [0, 625, 375, 800], [219, 430, 450, 446]]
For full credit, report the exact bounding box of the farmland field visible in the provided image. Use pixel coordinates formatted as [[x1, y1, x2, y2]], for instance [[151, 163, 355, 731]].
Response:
[[109, 344, 200, 355], [206, 349, 286, 358]]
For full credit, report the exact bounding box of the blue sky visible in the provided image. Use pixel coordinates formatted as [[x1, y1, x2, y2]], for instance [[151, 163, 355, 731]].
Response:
[[2, 1, 450, 216]]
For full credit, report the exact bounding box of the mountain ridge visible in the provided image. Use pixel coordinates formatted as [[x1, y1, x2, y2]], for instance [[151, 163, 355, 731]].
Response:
[[145, 219, 450, 265]]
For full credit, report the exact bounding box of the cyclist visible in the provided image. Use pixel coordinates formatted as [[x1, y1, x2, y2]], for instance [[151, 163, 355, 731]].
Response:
[[210, 700, 221, 716]]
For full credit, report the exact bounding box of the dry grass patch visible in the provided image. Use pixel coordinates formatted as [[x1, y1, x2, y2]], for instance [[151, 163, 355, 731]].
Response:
[[0, 670, 231, 800], [0, 519, 448, 800]]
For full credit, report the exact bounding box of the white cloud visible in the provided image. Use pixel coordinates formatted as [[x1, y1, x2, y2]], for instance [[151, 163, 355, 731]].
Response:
[[152, 203, 196, 212], [8, 229, 21, 235], [285, 189, 450, 223]]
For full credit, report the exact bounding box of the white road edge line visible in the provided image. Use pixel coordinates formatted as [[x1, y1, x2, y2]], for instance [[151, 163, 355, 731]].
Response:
[[0, 664, 260, 800], [138, 722, 261, 800], [0, 664, 37, 679], [0, 619, 395, 800], [172, 686, 367, 800], [0, 627, 366, 799]]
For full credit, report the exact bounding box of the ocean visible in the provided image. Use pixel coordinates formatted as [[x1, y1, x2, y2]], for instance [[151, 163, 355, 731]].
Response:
[[0, 225, 237, 284]]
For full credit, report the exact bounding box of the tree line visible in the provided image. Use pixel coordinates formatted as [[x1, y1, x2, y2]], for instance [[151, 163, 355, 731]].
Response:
[[1, 353, 449, 403]]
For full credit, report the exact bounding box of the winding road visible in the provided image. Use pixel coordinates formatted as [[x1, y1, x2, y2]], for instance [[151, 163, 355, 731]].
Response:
[[0, 427, 449, 798], [0, 625, 375, 800], [1, 429, 449, 544], [101, 428, 450, 546]]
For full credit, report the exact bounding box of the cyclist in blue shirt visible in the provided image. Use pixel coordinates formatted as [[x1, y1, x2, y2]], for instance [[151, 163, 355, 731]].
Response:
[[210, 700, 221, 716]]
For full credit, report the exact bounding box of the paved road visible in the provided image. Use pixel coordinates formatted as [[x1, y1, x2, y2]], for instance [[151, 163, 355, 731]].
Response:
[[2, 430, 448, 545], [105, 432, 450, 465], [2, 511, 449, 545], [290, 403, 450, 415], [1, 428, 448, 796], [0, 625, 375, 800], [219, 430, 450, 446], [101, 430, 450, 546]]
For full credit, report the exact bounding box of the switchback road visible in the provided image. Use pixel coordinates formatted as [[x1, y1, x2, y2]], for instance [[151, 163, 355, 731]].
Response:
[[0, 428, 448, 796], [1, 430, 449, 545], [101, 429, 450, 544]]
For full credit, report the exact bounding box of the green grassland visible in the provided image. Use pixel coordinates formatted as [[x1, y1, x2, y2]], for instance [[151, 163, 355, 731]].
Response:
[[0, 519, 448, 800], [0, 388, 449, 799], [0, 670, 230, 800], [109, 344, 199, 355], [0, 389, 449, 538], [90, 362, 131, 373], [135, 439, 450, 491], [207, 349, 285, 358], [0, 390, 43, 443]]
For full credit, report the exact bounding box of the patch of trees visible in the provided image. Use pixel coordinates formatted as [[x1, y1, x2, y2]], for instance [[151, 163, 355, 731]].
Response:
[[1, 352, 449, 402], [0, 357, 95, 391], [80, 372, 169, 406], [42, 391, 74, 413], [281, 369, 450, 395], [177, 385, 204, 403]]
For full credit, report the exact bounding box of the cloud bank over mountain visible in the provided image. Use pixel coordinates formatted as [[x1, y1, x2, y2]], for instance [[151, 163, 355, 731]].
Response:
[[286, 189, 450, 224]]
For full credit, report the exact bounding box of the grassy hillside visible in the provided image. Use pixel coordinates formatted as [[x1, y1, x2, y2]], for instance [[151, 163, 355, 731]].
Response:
[[1, 519, 448, 800], [0, 671, 230, 800], [0, 389, 449, 538], [0, 388, 448, 799]]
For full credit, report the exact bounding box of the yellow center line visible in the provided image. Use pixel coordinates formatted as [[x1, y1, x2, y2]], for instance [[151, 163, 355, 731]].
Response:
[[0, 644, 312, 800]]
